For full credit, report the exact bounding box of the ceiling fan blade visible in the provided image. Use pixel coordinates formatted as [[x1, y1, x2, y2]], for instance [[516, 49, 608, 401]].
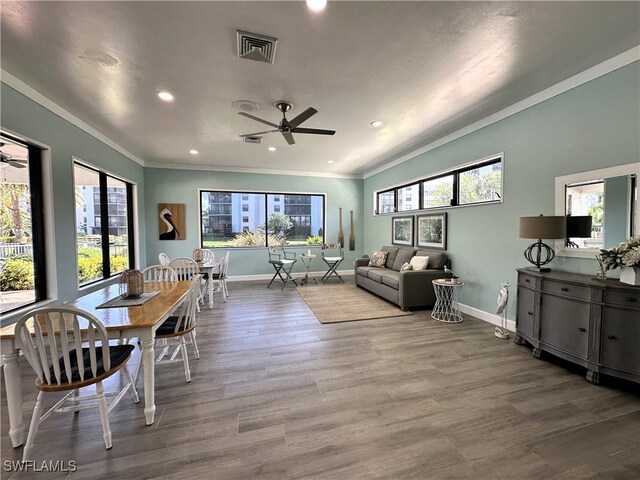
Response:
[[288, 107, 317, 128], [282, 131, 295, 145], [290, 127, 336, 136], [239, 129, 278, 137], [238, 112, 279, 128], [7, 160, 27, 168]]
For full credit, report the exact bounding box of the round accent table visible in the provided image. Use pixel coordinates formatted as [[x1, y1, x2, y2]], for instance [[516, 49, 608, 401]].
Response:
[[300, 253, 317, 285], [431, 279, 464, 323]]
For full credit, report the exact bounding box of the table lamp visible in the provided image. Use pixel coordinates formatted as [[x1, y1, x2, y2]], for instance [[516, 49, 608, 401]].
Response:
[[519, 215, 566, 271], [565, 215, 592, 248]]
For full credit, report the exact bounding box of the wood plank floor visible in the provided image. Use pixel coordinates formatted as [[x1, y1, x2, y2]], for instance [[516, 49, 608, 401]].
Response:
[[2, 277, 639, 479]]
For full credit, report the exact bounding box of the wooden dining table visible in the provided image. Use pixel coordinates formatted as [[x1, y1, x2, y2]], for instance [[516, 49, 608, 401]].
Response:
[[0, 280, 191, 448]]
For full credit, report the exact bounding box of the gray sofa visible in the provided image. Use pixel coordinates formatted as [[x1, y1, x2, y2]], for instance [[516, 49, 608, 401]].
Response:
[[355, 246, 451, 311]]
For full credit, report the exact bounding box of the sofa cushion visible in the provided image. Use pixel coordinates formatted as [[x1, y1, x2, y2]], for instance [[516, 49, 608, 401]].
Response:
[[356, 266, 377, 277], [381, 270, 401, 289], [368, 269, 384, 283], [392, 248, 417, 271], [369, 250, 388, 267], [416, 250, 447, 269], [410, 255, 429, 270], [381, 246, 399, 269]]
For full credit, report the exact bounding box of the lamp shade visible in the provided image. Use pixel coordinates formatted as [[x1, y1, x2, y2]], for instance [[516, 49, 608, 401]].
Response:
[[519, 215, 566, 239], [566, 215, 592, 238]]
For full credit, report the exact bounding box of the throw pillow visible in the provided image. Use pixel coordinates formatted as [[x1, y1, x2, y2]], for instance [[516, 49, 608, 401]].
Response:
[[369, 250, 388, 267], [409, 255, 429, 270], [400, 262, 413, 271]]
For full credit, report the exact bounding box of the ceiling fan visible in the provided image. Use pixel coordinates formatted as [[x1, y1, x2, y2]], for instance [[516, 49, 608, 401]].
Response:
[[0, 143, 27, 169], [239, 102, 336, 145]]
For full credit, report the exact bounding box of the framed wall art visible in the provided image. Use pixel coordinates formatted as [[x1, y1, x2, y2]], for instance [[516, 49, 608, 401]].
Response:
[[392, 216, 414, 246], [158, 203, 185, 240], [416, 213, 447, 250]]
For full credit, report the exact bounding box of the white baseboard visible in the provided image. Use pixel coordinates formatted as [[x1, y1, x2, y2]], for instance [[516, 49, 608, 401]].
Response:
[[458, 302, 516, 332]]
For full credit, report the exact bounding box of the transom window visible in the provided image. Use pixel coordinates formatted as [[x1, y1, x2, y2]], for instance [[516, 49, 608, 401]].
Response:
[[200, 191, 325, 248], [375, 156, 502, 214]]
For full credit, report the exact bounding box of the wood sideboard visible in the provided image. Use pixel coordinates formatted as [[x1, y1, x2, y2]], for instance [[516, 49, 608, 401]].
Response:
[[515, 268, 640, 385]]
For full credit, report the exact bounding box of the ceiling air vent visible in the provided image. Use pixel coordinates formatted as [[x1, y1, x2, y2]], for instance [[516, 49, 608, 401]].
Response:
[[243, 136, 262, 144], [237, 30, 277, 64]]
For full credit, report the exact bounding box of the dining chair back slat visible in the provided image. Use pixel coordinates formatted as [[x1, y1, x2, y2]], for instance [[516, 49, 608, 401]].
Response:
[[169, 257, 200, 282], [143, 265, 178, 282]]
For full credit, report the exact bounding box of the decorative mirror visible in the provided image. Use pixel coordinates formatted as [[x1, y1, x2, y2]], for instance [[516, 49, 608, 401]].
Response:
[[555, 163, 639, 258]]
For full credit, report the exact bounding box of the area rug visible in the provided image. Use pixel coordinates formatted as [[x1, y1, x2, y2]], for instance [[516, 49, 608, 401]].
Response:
[[296, 284, 412, 324]]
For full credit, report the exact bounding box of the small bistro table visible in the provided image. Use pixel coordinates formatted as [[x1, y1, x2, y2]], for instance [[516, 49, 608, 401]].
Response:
[[299, 253, 317, 285], [431, 279, 464, 323]]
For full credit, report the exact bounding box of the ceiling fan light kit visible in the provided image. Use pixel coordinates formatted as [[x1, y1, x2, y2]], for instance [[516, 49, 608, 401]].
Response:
[[239, 101, 336, 146]]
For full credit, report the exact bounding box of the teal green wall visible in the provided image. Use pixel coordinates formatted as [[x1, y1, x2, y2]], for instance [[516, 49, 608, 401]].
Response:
[[143, 168, 363, 276], [604, 176, 629, 248], [1, 83, 146, 306], [363, 62, 640, 320]]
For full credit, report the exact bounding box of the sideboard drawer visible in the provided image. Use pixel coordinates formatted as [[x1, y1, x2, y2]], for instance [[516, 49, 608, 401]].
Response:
[[604, 289, 640, 309], [542, 279, 591, 300]]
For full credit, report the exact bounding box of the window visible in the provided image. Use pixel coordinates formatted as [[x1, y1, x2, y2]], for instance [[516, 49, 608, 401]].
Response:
[[200, 191, 325, 247], [377, 190, 395, 214], [423, 175, 454, 208], [397, 184, 420, 211], [74, 162, 134, 286], [375, 156, 502, 214], [458, 161, 502, 205], [0, 134, 47, 314]]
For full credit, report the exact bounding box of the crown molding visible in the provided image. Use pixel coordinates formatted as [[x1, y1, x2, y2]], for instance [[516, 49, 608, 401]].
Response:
[[1, 69, 146, 167], [363, 45, 640, 179], [143, 160, 362, 179]]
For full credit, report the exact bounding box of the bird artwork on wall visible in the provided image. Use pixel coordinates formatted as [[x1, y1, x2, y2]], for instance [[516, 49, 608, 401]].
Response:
[[158, 203, 184, 240]]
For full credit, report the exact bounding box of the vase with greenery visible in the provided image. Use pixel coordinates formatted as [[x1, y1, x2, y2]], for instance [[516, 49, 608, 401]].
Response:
[[599, 236, 640, 285]]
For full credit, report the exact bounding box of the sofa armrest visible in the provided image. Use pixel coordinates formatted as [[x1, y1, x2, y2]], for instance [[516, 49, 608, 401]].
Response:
[[398, 269, 449, 309], [355, 258, 370, 271]]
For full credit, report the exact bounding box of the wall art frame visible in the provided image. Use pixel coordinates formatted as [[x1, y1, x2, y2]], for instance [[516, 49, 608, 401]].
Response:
[[416, 212, 447, 250]]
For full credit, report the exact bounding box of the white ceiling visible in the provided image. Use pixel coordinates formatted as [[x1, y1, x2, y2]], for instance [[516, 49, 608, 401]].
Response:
[[1, 1, 638, 177]]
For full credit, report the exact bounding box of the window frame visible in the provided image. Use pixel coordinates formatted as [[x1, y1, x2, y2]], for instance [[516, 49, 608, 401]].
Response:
[[374, 154, 503, 215], [199, 189, 326, 248], [0, 133, 47, 315], [73, 160, 135, 287]]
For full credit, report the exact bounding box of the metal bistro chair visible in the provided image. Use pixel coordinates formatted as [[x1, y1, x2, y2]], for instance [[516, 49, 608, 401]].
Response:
[[268, 245, 297, 290], [15, 307, 139, 461], [321, 243, 345, 283]]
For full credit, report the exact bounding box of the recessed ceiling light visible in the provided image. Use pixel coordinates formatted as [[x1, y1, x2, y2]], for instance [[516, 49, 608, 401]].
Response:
[[306, 0, 327, 12], [327, 160, 335, 164], [371, 121, 383, 128], [189, 149, 199, 155], [157, 91, 174, 102], [268, 147, 276, 152]]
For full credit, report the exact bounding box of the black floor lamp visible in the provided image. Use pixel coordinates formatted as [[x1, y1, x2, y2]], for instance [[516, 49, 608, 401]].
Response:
[[519, 215, 566, 272]]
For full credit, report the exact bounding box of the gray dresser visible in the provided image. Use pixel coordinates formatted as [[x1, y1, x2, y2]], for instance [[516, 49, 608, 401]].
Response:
[[515, 268, 640, 385]]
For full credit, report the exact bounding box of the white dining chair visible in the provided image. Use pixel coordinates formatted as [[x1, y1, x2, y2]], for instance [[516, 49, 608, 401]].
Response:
[[15, 307, 139, 460], [212, 251, 230, 301], [169, 257, 204, 310], [158, 252, 170, 266], [142, 264, 178, 282], [135, 276, 201, 383]]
